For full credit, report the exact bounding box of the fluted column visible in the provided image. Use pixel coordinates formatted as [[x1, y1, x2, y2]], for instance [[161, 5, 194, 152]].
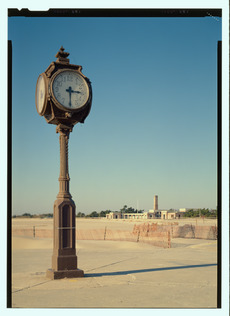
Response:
[[56, 124, 72, 199]]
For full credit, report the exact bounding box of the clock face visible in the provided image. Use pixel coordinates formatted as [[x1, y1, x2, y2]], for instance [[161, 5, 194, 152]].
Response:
[[36, 74, 46, 115], [51, 70, 89, 110]]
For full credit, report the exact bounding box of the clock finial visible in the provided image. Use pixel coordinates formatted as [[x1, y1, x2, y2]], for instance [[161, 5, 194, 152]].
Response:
[[55, 46, 70, 64]]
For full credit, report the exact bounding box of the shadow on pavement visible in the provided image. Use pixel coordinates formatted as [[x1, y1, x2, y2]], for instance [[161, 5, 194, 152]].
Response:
[[85, 263, 217, 278]]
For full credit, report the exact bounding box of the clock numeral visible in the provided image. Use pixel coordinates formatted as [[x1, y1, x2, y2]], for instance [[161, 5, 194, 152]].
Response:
[[57, 93, 61, 99], [61, 98, 65, 104], [55, 87, 59, 92], [78, 84, 84, 91], [67, 75, 73, 82]]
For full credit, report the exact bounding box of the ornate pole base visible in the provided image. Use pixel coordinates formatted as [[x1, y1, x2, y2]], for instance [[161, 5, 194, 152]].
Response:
[[46, 268, 84, 280], [46, 198, 84, 279]]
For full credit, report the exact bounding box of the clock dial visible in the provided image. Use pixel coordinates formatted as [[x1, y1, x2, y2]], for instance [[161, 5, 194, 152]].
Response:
[[36, 74, 46, 115], [52, 70, 89, 110]]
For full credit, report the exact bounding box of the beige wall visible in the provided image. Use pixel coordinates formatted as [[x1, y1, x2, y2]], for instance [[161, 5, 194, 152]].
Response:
[[161, 212, 177, 220]]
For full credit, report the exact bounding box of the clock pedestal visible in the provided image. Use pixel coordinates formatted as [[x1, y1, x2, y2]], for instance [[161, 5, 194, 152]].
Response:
[[36, 47, 92, 280], [46, 124, 84, 279]]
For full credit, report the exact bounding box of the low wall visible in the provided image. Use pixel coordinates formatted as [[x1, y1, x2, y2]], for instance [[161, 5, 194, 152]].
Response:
[[133, 223, 217, 240], [13, 221, 217, 249], [172, 225, 217, 239], [12, 227, 171, 248], [13, 228, 53, 238], [77, 229, 171, 248]]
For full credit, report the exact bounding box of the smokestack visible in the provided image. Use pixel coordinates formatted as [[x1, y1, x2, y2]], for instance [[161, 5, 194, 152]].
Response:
[[154, 195, 158, 211]]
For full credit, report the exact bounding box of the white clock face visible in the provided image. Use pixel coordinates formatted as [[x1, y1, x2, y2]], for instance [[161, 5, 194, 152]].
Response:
[[52, 70, 89, 110], [36, 74, 46, 114]]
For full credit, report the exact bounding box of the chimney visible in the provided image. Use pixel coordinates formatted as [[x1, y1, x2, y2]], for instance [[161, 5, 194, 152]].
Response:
[[154, 195, 158, 211]]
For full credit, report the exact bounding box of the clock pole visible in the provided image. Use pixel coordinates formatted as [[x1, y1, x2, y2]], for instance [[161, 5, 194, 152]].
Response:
[[47, 124, 84, 279], [56, 124, 72, 199], [36, 47, 92, 280]]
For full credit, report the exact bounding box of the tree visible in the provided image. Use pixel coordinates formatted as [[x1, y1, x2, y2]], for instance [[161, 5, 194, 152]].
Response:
[[22, 213, 32, 218], [120, 205, 128, 213], [184, 209, 199, 217], [126, 207, 133, 213], [99, 210, 111, 217], [120, 205, 144, 214], [88, 211, 99, 218], [183, 208, 217, 218], [76, 212, 85, 218]]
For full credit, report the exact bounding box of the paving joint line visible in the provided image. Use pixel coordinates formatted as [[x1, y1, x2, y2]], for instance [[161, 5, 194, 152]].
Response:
[[85, 256, 138, 273], [12, 279, 53, 293]]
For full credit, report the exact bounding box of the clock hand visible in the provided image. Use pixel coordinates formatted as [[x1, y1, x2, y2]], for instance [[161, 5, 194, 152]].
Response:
[[66, 86, 76, 107], [66, 86, 81, 107]]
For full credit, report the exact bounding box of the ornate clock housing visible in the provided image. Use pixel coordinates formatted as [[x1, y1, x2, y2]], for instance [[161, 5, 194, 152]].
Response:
[[35, 47, 92, 127], [35, 73, 48, 116]]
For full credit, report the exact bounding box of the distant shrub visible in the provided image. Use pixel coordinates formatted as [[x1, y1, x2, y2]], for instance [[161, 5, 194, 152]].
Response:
[[22, 213, 32, 218], [40, 213, 53, 218]]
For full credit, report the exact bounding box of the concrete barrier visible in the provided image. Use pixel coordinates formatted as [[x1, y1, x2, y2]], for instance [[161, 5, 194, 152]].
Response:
[[13, 227, 171, 248], [133, 223, 217, 240]]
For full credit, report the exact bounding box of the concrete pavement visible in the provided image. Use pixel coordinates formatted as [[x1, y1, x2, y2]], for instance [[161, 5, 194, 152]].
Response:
[[12, 237, 217, 308]]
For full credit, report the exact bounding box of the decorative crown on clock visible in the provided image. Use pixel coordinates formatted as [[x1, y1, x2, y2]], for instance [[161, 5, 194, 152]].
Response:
[[55, 46, 70, 63]]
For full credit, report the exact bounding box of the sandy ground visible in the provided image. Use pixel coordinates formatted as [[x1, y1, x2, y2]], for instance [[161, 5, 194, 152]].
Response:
[[11, 218, 218, 309]]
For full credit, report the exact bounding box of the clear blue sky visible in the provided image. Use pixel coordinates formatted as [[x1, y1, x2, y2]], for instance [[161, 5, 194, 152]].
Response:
[[8, 15, 221, 215]]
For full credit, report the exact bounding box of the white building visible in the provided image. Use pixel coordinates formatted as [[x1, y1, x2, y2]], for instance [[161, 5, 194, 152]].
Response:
[[106, 211, 155, 220]]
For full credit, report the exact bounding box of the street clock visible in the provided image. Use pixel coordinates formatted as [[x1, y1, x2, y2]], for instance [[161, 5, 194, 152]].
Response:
[[35, 47, 92, 279], [35, 46, 92, 127]]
